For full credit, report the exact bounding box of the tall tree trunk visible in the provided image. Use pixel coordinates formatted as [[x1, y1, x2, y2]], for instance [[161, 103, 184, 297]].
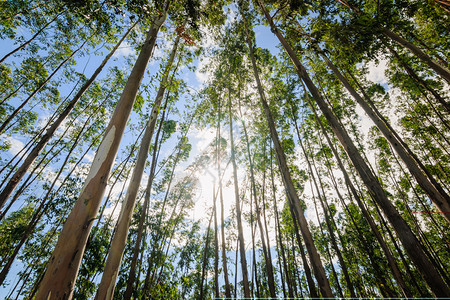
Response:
[[123, 98, 166, 300], [258, 2, 450, 295], [236, 83, 277, 298], [216, 97, 232, 299], [142, 114, 195, 298], [213, 182, 220, 298], [199, 212, 213, 300], [96, 32, 179, 300], [381, 28, 450, 83], [294, 112, 356, 298], [239, 6, 333, 297], [311, 191, 344, 298], [35, 9, 168, 299], [250, 204, 259, 299], [270, 152, 295, 299], [313, 104, 416, 297], [0, 21, 137, 211], [227, 93, 251, 299]]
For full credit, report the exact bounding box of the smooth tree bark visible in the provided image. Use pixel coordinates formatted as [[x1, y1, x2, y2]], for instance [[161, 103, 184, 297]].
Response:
[[236, 82, 276, 298], [95, 32, 179, 300], [142, 113, 196, 297], [123, 98, 167, 300], [310, 190, 344, 298], [216, 98, 232, 299], [258, 2, 450, 296], [35, 9, 168, 299], [269, 153, 295, 299], [0, 21, 137, 211], [199, 212, 213, 300], [293, 112, 356, 298], [239, 6, 333, 297], [227, 94, 251, 299], [316, 124, 413, 298], [213, 183, 220, 298]]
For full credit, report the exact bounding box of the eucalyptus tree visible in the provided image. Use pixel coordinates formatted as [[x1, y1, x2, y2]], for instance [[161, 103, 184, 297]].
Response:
[[238, 2, 334, 297], [123, 97, 176, 300], [35, 2, 171, 297], [95, 28, 182, 300], [214, 96, 232, 299], [0, 21, 137, 211], [227, 76, 252, 299], [335, 0, 450, 83], [293, 24, 450, 221], [0, 96, 108, 285], [255, 0, 450, 295]]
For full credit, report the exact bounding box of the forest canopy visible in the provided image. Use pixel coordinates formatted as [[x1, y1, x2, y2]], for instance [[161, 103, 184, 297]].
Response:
[[0, 0, 449, 299]]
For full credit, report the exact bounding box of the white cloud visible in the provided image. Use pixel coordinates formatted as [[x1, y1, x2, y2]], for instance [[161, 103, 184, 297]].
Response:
[[1, 135, 25, 156], [113, 41, 135, 58], [366, 59, 388, 84], [84, 152, 95, 163], [224, 6, 237, 27], [195, 56, 212, 86]]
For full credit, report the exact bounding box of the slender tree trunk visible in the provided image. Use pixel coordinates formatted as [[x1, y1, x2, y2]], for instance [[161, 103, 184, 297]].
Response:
[[123, 99, 166, 300], [311, 92, 416, 298], [0, 80, 26, 106], [381, 28, 450, 83], [0, 21, 137, 211], [0, 105, 84, 219], [294, 114, 356, 298], [239, 7, 333, 297], [408, 31, 450, 69], [311, 193, 344, 298], [95, 30, 179, 300], [387, 45, 449, 111], [0, 105, 98, 285], [142, 115, 195, 298], [287, 193, 319, 298], [1, 3, 40, 22], [234, 238, 238, 298], [0, 81, 77, 179], [216, 98, 232, 299], [236, 82, 276, 298], [336, 0, 450, 83], [270, 153, 295, 299], [199, 212, 213, 300], [35, 10, 167, 299], [258, 2, 450, 295], [227, 93, 251, 299], [213, 183, 220, 298], [250, 203, 259, 299]]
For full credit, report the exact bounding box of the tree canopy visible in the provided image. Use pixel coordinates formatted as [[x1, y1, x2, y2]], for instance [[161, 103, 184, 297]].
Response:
[[0, 0, 449, 298]]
